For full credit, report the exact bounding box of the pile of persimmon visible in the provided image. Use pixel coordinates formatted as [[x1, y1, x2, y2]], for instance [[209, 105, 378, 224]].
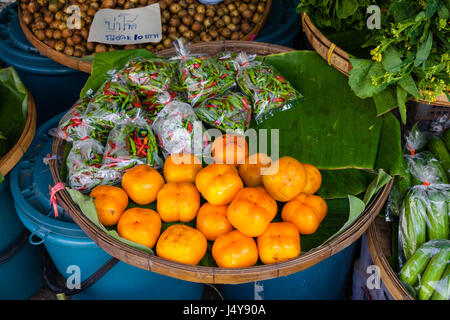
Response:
[[89, 134, 328, 268]]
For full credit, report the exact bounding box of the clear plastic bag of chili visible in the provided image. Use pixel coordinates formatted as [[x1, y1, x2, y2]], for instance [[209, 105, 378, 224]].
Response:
[[139, 90, 184, 124], [118, 57, 180, 94], [194, 91, 252, 135], [66, 138, 105, 193], [54, 97, 91, 142], [234, 52, 303, 124], [101, 112, 163, 176], [152, 92, 211, 158], [173, 39, 236, 106], [84, 76, 144, 145]]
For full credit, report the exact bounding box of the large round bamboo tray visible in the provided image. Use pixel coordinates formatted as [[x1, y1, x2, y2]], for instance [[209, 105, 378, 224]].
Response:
[[366, 216, 414, 300], [0, 91, 36, 177], [49, 41, 394, 284], [18, 0, 272, 74], [301, 12, 450, 108]]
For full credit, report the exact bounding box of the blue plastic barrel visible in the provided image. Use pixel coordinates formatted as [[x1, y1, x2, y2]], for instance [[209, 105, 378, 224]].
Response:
[[255, 0, 301, 48], [9, 113, 205, 300], [0, 175, 42, 299], [219, 241, 360, 300], [0, 3, 89, 126]]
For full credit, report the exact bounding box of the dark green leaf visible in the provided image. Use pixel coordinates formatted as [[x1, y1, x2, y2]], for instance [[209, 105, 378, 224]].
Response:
[[373, 86, 398, 116], [414, 31, 433, 67], [396, 85, 408, 124], [348, 58, 386, 99]]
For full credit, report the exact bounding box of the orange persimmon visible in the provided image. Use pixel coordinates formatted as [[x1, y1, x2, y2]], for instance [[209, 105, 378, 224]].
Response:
[[238, 153, 272, 187], [302, 163, 322, 195], [156, 182, 200, 222], [227, 187, 278, 237], [212, 230, 259, 268], [117, 208, 161, 248], [262, 156, 307, 202], [212, 133, 248, 165], [257, 222, 301, 265], [163, 153, 203, 183], [156, 224, 207, 265], [90, 185, 129, 227], [281, 193, 328, 235], [195, 163, 243, 205], [196, 203, 234, 241], [122, 164, 165, 205]]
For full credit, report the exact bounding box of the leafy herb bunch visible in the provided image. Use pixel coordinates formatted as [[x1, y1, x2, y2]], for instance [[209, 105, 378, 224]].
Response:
[[350, 0, 449, 123]]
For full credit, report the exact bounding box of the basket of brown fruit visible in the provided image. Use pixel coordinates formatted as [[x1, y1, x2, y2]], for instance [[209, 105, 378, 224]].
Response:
[[18, 0, 271, 73]]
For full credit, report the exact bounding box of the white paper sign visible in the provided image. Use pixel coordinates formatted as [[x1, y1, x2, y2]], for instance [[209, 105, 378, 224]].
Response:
[[87, 4, 162, 45]]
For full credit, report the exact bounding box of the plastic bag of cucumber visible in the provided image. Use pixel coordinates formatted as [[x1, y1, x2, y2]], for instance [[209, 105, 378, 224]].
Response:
[[386, 120, 450, 300]]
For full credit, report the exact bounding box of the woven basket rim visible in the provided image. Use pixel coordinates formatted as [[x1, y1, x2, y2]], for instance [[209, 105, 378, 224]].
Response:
[[366, 218, 415, 300], [301, 12, 450, 108], [17, 0, 272, 74], [48, 40, 393, 284]]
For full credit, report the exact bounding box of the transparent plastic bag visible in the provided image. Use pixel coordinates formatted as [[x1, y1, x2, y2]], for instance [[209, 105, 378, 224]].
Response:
[[398, 184, 449, 263], [118, 57, 179, 94], [55, 97, 91, 142], [234, 52, 303, 124], [85, 76, 144, 144], [429, 114, 450, 136], [194, 91, 252, 134], [152, 93, 211, 158], [66, 138, 105, 192], [405, 151, 449, 185], [405, 123, 428, 156], [399, 239, 450, 300], [101, 115, 163, 174], [140, 90, 183, 123], [173, 39, 236, 106]]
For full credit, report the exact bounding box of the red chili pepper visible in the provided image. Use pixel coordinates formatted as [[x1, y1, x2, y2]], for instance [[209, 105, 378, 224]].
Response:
[[132, 102, 141, 108], [193, 63, 201, 68], [206, 81, 217, 89], [275, 75, 286, 82], [213, 120, 220, 126], [206, 104, 218, 109], [220, 73, 229, 79], [273, 97, 284, 103], [103, 82, 111, 93], [187, 121, 193, 133], [242, 98, 250, 111]]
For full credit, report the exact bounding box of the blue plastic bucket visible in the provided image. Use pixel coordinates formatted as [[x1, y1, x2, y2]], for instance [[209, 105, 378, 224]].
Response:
[[255, 0, 301, 48], [0, 3, 89, 126], [0, 175, 42, 299], [9, 113, 205, 300], [219, 241, 360, 300]]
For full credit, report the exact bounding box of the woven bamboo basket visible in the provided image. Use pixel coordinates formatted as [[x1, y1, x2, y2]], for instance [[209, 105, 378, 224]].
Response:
[[49, 41, 394, 284], [18, 0, 272, 74], [0, 91, 36, 177], [301, 12, 450, 108], [366, 216, 414, 300]]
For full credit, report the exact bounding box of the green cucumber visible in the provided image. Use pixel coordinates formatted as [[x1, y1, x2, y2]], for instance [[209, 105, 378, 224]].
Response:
[[443, 129, 450, 152], [399, 244, 433, 286], [418, 248, 450, 300], [431, 264, 450, 300], [428, 135, 450, 182], [426, 189, 449, 241], [400, 189, 428, 260]]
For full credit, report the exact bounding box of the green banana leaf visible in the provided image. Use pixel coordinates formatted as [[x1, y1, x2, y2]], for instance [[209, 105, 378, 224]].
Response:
[[0, 67, 29, 183]]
